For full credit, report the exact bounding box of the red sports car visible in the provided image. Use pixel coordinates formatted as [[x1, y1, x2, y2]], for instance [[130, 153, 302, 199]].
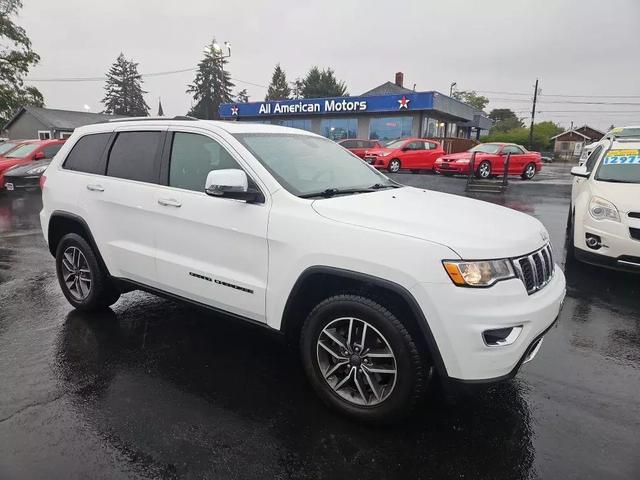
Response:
[[0, 139, 66, 190], [434, 143, 542, 180], [338, 138, 384, 159], [363, 137, 445, 173]]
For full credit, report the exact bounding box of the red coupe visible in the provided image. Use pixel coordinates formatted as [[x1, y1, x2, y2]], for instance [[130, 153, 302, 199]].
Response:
[[0, 139, 66, 189], [434, 143, 542, 180], [363, 138, 445, 173], [338, 139, 384, 159]]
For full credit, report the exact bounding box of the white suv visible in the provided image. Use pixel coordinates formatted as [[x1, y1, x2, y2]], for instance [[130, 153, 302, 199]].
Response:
[[40, 118, 566, 422]]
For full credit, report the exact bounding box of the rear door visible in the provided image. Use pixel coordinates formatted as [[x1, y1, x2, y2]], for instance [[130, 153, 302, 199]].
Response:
[[152, 127, 270, 322], [84, 127, 166, 285], [422, 141, 443, 169]]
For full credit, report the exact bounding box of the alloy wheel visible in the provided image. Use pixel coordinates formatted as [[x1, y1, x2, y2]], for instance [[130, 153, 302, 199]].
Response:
[[478, 162, 491, 178], [389, 160, 400, 173], [525, 164, 535, 178], [316, 317, 397, 406], [61, 246, 92, 300]]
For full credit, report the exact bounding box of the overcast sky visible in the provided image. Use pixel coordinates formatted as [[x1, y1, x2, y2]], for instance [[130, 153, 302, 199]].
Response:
[[18, 0, 640, 130]]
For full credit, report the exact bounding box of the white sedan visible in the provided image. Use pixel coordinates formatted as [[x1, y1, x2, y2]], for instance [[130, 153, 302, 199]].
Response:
[[569, 137, 640, 272]]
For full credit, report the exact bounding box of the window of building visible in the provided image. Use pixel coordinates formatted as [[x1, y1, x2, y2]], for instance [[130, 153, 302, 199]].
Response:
[[271, 119, 313, 132], [106, 131, 162, 183], [169, 132, 241, 192], [63, 133, 112, 174], [60, 132, 73, 139], [559, 141, 571, 151], [423, 117, 438, 138], [320, 118, 358, 141], [369, 117, 412, 141], [38, 130, 51, 140]]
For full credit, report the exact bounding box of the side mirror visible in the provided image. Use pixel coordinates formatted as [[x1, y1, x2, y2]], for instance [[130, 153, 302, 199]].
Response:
[[34, 151, 45, 160], [570, 166, 590, 178], [204, 169, 264, 203]]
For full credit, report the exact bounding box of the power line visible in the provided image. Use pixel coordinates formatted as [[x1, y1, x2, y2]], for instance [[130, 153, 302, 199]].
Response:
[[477, 89, 640, 99]]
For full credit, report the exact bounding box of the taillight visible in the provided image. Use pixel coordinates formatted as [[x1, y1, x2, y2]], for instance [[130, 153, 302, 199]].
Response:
[[39, 174, 47, 189]]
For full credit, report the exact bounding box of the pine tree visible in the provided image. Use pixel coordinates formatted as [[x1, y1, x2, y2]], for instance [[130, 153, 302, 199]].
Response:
[[0, 0, 44, 125], [236, 89, 249, 103], [157, 98, 164, 116], [186, 39, 234, 120], [290, 78, 304, 100], [101, 53, 149, 116], [299, 67, 348, 98], [265, 63, 291, 101]]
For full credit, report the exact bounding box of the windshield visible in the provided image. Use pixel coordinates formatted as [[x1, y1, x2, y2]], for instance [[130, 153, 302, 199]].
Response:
[[385, 139, 406, 149], [234, 133, 396, 197], [6, 143, 39, 158], [0, 142, 18, 155], [609, 127, 640, 138], [469, 144, 502, 154], [595, 148, 640, 184]]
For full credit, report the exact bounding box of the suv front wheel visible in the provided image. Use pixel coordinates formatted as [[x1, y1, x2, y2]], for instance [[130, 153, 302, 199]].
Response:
[[300, 294, 429, 423], [55, 233, 120, 311]]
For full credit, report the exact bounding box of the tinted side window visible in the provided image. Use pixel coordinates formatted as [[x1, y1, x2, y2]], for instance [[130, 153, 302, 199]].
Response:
[[63, 133, 112, 174], [406, 141, 423, 150], [43, 144, 62, 158], [340, 140, 355, 148], [169, 132, 241, 192], [106, 131, 162, 183], [503, 145, 525, 154], [585, 145, 603, 172]]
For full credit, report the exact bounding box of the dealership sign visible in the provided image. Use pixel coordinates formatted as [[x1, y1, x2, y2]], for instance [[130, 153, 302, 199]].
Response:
[[219, 92, 435, 118]]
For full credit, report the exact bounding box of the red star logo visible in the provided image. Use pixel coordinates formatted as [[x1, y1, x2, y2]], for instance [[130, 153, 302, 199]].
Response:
[[398, 95, 410, 109], [231, 105, 239, 116]]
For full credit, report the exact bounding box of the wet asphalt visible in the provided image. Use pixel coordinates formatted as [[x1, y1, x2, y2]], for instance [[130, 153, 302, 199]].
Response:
[[0, 169, 639, 480]]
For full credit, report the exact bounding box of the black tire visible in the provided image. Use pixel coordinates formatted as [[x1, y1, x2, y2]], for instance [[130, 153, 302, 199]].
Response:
[[565, 206, 576, 262], [475, 160, 492, 179], [521, 163, 536, 180], [388, 158, 401, 173], [55, 233, 120, 311], [300, 294, 429, 423]]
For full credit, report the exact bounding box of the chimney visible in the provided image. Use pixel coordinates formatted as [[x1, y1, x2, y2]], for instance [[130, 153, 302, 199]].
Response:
[[395, 72, 404, 88]]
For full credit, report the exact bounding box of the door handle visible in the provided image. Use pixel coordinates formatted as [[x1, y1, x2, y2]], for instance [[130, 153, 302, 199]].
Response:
[[157, 198, 182, 208], [86, 184, 104, 192]]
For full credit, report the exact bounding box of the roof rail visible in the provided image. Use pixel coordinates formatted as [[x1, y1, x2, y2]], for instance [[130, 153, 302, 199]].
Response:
[[107, 115, 198, 123]]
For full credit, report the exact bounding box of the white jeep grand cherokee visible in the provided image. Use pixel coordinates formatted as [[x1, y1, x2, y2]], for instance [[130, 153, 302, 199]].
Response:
[[40, 118, 566, 422]]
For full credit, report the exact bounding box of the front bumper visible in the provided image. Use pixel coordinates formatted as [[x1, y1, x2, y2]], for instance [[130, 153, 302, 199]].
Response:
[[364, 156, 388, 169], [3, 175, 41, 192], [435, 161, 470, 174], [410, 267, 566, 381]]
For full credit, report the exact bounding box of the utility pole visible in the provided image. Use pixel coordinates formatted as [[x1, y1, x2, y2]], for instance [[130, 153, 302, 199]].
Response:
[[450, 82, 457, 97], [528, 79, 539, 150]]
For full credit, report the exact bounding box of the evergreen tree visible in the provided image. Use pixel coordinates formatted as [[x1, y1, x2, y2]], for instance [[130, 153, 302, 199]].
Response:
[[0, 0, 44, 125], [265, 63, 290, 101], [236, 89, 249, 103], [101, 53, 149, 116], [300, 66, 348, 98], [157, 98, 164, 116], [290, 78, 304, 99], [186, 39, 234, 120]]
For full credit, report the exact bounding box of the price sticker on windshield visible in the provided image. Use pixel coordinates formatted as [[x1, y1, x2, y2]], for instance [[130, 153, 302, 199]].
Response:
[[604, 149, 640, 165]]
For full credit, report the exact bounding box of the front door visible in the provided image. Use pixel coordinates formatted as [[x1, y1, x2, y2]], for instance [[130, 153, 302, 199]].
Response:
[[502, 145, 526, 174], [401, 141, 425, 168], [153, 129, 270, 323]]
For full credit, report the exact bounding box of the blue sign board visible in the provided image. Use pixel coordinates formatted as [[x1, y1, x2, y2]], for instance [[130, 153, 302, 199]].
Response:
[[219, 92, 435, 118]]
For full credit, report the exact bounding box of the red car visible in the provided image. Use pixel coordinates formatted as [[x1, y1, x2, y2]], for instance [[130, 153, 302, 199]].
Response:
[[0, 139, 66, 189], [338, 138, 384, 159], [434, 143, 542, 180], [363, 138, 445, 173]]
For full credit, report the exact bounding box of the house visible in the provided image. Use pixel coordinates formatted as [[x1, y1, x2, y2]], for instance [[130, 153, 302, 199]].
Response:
[[551, 125, 605, 158], [1, 106, 125, 140]]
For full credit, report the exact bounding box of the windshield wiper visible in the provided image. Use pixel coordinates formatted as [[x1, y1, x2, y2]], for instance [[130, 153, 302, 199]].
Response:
[[299, 187, 377, 198], [369, 182, 400, 189]]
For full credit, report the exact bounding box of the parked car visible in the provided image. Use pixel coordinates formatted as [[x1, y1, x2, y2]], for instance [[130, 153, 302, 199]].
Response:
[[363, 138, 445, 173], [338, 139, 384, 159], [41, 119, 565, 423], [3, 159, 51, 192], [434, 143, 542, 180], [0, 139, 65, 191], [0, 139, 27, 157], [568, 137, 640, 272]]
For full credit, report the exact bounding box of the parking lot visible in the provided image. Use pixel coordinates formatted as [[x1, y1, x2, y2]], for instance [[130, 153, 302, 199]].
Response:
[[0, 171, 638, 480]]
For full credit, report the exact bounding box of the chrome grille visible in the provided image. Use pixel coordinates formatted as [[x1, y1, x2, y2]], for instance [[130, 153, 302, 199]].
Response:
[[513, 244, 555, 294]]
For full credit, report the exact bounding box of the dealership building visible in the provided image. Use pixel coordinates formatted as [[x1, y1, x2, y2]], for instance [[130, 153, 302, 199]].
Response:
[[219, 73, 492, 142]]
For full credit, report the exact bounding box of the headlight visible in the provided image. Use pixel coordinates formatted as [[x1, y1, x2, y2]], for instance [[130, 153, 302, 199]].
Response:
[[378, 152, 390, 157], [26, 165, 47, 175], [589, 196, 620, 222], [443, 259, 515, 287], [456, 158, 470, 164]]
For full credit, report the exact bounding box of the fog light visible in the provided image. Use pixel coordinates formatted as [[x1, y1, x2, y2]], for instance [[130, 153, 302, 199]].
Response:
[[585, 233, 601, 250], [483, 326, 523, 347]]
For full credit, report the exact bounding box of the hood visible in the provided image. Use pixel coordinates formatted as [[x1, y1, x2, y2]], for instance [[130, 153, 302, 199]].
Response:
[[591, 180, 640, 214], [4, 159, 50, 176], [0, 157, 28, 172], [311, 187, 548, 259]]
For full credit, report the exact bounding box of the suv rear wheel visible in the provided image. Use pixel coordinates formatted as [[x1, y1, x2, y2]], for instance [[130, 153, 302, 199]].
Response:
[[300, 294, 429, 423], [55, 233, 120, 311]]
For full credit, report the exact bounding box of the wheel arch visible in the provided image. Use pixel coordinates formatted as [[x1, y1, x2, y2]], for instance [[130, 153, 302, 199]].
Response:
[[280, 266, 447, 377], [47, 211, 110, 275]]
